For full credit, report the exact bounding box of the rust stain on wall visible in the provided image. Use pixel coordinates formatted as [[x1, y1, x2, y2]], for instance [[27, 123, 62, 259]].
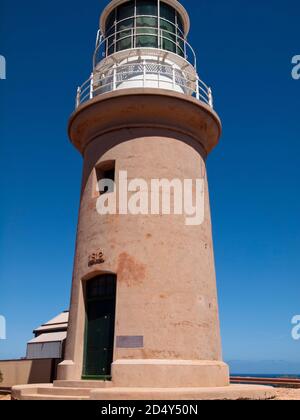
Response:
[[142, 349, 181, 359], [117, 252, 146, 287], [171, 320, 210, 329], [88, 201, 95, 210]]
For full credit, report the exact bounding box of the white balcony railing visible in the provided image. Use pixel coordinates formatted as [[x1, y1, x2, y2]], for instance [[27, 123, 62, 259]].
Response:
[[94, 14, 197, 69], [94, 24, 197, 69], [75, 62, 213, 109]]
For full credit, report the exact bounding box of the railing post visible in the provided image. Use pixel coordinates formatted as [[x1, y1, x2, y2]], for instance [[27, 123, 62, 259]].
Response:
[[95, 30, 100, 48], [143, 60, 146, 88], [113, 65, 117, 91], [196, 78, 200, 100], [157, 0, 161, 48], [172, 65, 176, 90], [76, 87, 81, 108], [160, 29, 163, 51], [106, 35, 108, 57], [89, 72, 94, 100], [114, 20, 117, 54], [208, 87, 213, 108]]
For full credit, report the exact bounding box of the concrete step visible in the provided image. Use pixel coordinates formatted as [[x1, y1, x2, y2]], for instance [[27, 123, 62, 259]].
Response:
[[37, 387, 91, 397], [54, 380, 113, 389], [21, 393, 90, 401]]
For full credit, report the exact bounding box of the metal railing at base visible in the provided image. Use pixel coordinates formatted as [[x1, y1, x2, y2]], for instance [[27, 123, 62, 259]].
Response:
[[231, 376, 300, 388]]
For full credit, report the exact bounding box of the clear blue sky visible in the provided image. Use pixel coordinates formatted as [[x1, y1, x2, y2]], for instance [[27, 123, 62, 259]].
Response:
[[0, 0, 300, 373]]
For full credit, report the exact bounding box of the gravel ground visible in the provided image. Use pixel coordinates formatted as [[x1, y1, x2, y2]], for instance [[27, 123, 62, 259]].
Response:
[[273, 388, 300, 400]]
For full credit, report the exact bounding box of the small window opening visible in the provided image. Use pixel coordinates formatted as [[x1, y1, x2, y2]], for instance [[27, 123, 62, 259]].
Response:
[[96, 161, 116, 195]]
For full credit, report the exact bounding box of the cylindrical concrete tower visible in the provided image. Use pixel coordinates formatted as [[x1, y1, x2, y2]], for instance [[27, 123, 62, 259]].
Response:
[[58, 0, 228, 391], [11, 0, 276, 401]]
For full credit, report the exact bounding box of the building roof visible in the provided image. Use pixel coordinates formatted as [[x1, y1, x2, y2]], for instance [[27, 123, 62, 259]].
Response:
[[27, 331, 67, 344], [33, 311, 69, 335]]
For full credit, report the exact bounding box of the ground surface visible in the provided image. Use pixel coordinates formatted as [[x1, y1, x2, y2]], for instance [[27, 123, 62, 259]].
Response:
[[0, 394, 10, 400], [274, 388, 300, 400], [1, 389, 300, 400]]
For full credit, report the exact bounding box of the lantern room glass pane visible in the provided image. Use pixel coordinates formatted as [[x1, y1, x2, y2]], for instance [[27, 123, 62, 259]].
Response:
[[103, 0, 186, 57], [136, 26, 158, 48], [160, 2, 176, 24], [176, 12, 185, 57], [116, 0, 135, 51], [160, 22, 176, 53], [105, 9, 116, 55], [136, 16, 158, 29], [136, 17, 158, 48], [136, 0, 158, 48], [117, 18, 134, 51], [105, 10, 116, 34], [136, 0, 158, 16], [160, 2, 176, 54], [177, 12, 184, 35], [117, 0, 135, 21]]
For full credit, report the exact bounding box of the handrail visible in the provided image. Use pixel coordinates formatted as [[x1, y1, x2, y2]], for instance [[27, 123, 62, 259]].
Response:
[[75, 62, 213, 110], [104, 14, 186, 39], [93, 14, 197, 69], [105, 28, 186, 56]]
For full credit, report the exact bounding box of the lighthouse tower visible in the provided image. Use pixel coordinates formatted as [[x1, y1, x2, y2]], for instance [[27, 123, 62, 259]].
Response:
[[12, 0, 275, 400], [60, 0, 226, 387]]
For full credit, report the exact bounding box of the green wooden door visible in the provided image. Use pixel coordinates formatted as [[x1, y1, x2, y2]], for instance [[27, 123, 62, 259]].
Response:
[[83, 275, 116, 379]]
